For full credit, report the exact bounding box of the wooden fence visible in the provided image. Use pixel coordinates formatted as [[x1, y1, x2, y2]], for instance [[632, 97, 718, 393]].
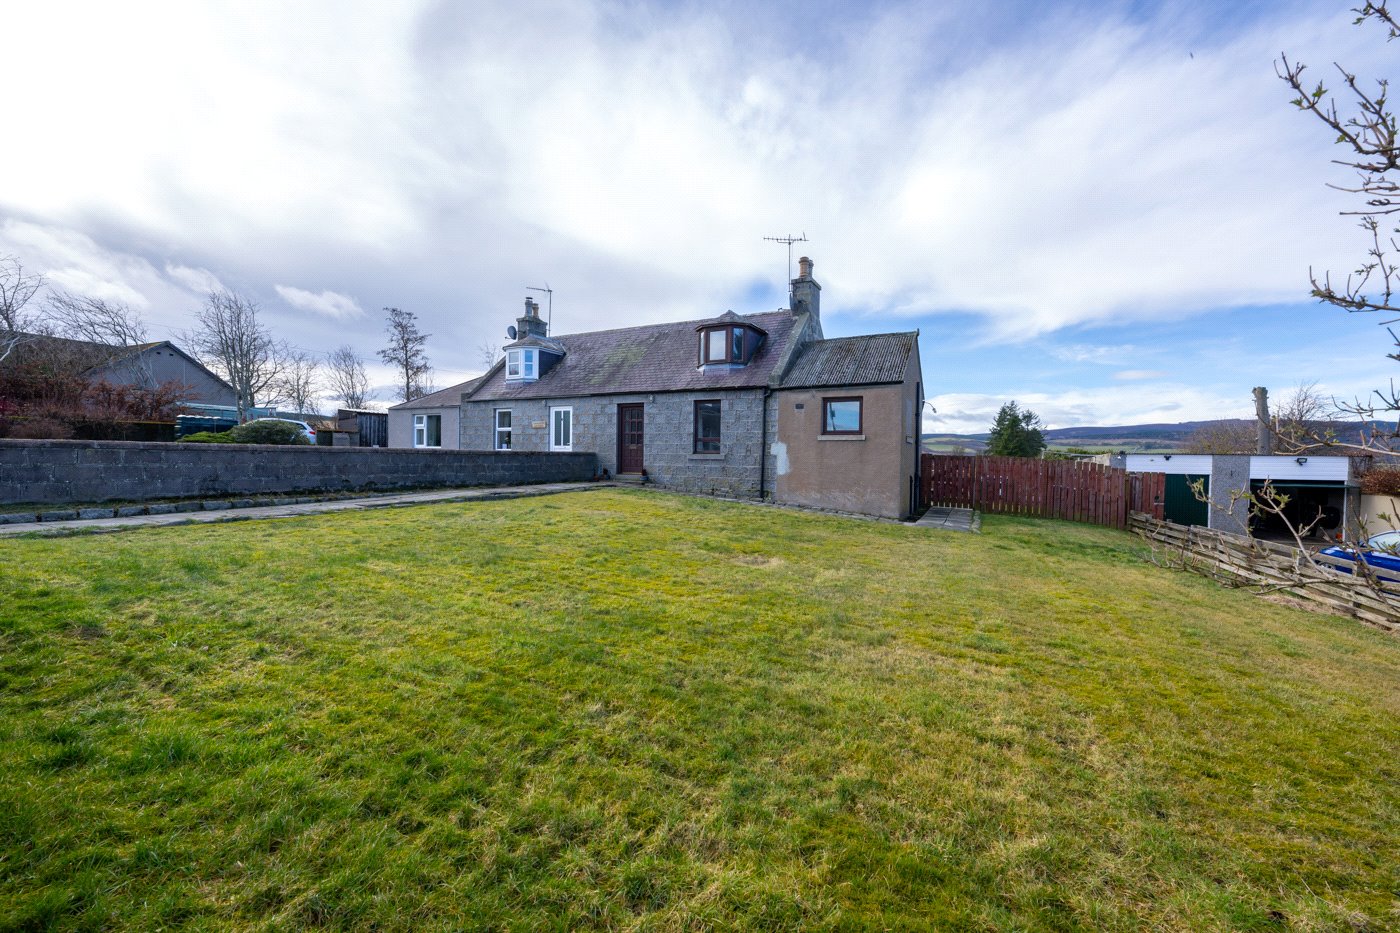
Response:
[[1129, 512, 1399, 633], [922, 455, 1164, 529]]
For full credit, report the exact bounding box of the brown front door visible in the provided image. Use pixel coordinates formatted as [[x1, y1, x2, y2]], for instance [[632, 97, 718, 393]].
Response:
[[617, 404, 644, 473]]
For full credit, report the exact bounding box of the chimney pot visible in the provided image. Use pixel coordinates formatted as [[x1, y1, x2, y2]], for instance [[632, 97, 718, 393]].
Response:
[[798, 256, 814, 278]]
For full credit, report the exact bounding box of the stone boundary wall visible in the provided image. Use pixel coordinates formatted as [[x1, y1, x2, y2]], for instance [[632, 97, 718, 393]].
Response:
[[0, 439, 598, 505]]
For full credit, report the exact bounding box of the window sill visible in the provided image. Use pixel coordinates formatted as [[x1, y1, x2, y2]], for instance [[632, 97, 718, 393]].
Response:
[[819, 434, 865, 441], [689, 453, 725, 460]]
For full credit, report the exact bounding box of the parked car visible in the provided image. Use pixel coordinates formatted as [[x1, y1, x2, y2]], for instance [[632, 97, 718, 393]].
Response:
[[1320, 530, 1400, 576], [246, 417, 317, 443]]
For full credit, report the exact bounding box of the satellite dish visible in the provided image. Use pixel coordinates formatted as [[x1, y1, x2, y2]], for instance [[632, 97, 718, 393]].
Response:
[[507, 325, 517, 339]]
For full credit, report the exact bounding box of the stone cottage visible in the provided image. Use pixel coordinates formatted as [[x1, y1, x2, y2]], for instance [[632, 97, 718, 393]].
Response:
[[390, 258, 923, 518]]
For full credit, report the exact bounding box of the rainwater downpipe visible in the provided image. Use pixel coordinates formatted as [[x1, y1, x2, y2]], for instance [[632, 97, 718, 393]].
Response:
[[758, 387, 771, 501]]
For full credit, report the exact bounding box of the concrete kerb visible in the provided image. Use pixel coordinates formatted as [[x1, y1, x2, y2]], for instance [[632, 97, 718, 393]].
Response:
[[0, 482, 614, 538]]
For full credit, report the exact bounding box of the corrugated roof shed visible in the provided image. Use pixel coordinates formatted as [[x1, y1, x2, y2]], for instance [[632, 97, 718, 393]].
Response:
[[466, 310, 799, 400], [779, 332, 916, 388]]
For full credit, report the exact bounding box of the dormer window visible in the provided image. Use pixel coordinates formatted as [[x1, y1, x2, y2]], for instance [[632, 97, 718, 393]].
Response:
[[505, 348, 538, 382], [697, 325, 753, 366]]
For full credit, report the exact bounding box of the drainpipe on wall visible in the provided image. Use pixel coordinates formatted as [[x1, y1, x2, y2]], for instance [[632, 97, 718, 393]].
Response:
[[758, 387, 771, 500]]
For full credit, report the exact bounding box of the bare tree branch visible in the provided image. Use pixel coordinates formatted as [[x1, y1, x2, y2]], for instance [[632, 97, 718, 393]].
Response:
[[377, 307, 431, 402], [181, 289, 286, 421], [1279, 6, 1400, 452], [325, 344, 370, 409], [275, 350, 321, 416], [0, 255, 46, 365]]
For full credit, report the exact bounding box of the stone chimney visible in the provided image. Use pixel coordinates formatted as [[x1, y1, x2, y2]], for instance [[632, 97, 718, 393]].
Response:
[[516, 296, 548, 339], [790, 256, 821, 324]]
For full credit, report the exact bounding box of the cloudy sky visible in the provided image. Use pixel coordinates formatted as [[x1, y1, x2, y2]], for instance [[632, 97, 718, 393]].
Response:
[[0, 0, 1391, 430]]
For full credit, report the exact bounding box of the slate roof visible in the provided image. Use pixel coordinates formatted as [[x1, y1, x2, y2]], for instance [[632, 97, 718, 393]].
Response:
[[6, 334, 234, 391], [779, 332, 917, 389], [389, 374, 487, 410], [466, 310, 800, 401]]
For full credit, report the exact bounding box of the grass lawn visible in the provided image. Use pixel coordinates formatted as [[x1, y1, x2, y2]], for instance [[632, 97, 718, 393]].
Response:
[[1, 489, 1397, 931]]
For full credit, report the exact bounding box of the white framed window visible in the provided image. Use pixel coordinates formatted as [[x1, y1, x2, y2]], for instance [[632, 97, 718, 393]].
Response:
[[505, 348, 537, 381], [494, 409, 512, 450], [550, 406, 572, 451], [413, 413, 442, 448]]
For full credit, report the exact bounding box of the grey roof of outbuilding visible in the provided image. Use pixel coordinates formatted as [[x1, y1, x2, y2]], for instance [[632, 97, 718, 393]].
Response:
[[779, 332, 917, 389], [388, 375, 487, 410], [465, 310, 800, 401]]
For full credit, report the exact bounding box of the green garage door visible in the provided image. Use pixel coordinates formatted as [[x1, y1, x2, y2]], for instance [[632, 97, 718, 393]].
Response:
[[1163, 474, 1210, 527]]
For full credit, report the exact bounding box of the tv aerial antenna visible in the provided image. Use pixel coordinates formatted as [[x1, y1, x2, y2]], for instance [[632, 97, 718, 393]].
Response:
[[763, 232, 808, 282], [526, 283, 553, 332]]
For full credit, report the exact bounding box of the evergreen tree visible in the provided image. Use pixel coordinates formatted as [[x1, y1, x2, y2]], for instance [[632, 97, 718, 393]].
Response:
[[985, 401, 1046, 457]]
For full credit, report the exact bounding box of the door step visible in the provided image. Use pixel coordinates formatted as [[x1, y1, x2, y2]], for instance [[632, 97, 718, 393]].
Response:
[[613, 473, 648, 485]]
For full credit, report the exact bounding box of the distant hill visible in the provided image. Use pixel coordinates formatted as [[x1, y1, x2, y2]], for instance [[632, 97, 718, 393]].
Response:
[[923, 418, 1387, 454]]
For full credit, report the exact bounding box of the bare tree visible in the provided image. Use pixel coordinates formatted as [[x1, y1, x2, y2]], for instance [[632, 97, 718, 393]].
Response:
[[0, 255, 45, 364], [45, 291, 155, 385], [1184, 420, 1255, 454], [275, 350, 321, 416], [378, 307, 431, 402], [182, 289, 285, 421], [1271, 381, 1336, 451], [1278, 4, 1400, 450], [46, 292, 148, 348], [477, 341, 502, 371], [325, 344, 370, 409]]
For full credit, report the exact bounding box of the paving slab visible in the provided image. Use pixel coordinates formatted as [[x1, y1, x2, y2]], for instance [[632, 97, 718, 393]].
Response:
[[0, 483, 611, 538], [914, 506, 980, 533]]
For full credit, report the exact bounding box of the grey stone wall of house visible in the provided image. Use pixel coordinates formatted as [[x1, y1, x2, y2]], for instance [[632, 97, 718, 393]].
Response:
[[463, 389, 771, 497], [0, 439, 596, 505], [1208, 455, 1252, 535]]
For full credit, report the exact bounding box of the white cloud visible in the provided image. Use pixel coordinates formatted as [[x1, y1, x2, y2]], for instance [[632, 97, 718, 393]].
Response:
[[275, 285, 364, 319], [0, 219, 159, 309], [1113, 369, 1170, 381], [1049, 344, 1140, 365], [165, 264, 225, 296], [0, 1, 1387, 371]]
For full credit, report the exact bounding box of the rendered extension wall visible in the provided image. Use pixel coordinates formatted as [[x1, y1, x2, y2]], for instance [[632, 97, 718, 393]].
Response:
[[1358, 494, 1400, 535], [770, 383, 910, 519], [0, 439, 597, 505]]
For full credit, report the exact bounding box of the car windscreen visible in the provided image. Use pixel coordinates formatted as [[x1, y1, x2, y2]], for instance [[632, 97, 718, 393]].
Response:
[[1366, 531, 1400, 552]]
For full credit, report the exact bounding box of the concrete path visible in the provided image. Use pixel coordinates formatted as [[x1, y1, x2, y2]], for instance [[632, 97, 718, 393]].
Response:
[[0, 483, 607, 538], [914, 506, 981, 533]]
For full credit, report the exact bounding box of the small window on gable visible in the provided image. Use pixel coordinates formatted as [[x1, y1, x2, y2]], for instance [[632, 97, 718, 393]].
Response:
[[414, 413, 442, 448], [822, 397, 863, 435]]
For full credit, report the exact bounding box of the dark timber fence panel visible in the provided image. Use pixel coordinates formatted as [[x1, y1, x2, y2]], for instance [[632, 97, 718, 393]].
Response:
[[920, 454, 1164, 529]]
